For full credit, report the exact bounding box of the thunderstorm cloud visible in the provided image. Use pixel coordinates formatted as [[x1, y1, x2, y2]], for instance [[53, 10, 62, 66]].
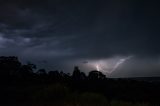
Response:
[[0, 0, 160, 77]]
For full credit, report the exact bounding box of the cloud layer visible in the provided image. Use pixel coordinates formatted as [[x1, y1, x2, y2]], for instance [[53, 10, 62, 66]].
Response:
[[0, 0, 160, 77]]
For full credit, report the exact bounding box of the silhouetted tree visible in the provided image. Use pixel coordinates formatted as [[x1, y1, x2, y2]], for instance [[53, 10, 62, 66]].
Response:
[[72, 66, 81, 79], [37, 69, 47, 75], [48, 70, 60, 81], [36, 69, 48, 83], [88, 70, 106, 80], [80, 72, 86, 80], [72, 66, 86, 81], [26, 62, 37, 71], [19, 63, 36, 78], [48, 70, 59, 76], [0, 56, 21, 77]]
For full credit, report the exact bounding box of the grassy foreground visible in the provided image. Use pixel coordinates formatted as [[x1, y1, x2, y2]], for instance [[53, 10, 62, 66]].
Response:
[[2, 83, 152, 106]]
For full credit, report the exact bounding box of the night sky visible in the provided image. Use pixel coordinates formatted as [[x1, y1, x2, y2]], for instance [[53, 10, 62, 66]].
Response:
[[0, 0, 160, 77]]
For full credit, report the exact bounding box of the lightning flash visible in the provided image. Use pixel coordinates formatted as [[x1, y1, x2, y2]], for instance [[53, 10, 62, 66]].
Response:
[[110, 56, 133, 73], [96, 64, 101, 71], [86, 55, 133, 75]]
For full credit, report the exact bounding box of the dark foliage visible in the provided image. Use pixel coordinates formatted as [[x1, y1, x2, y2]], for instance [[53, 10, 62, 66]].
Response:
[[0, 56, 160, 105]]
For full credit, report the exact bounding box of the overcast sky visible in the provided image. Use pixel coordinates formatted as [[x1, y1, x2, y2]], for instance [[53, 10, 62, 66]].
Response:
[[0, 0, 160, 77]]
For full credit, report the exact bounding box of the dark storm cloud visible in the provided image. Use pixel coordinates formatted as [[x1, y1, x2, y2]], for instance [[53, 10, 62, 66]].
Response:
[[0, 0, 160, 76]]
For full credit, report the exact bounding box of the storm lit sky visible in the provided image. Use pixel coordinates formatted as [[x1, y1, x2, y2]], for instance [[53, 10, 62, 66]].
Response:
[[0, 0, 160, 77]]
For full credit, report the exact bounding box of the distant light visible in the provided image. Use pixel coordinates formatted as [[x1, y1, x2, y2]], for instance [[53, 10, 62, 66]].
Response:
[[96, 64, 100, 71]]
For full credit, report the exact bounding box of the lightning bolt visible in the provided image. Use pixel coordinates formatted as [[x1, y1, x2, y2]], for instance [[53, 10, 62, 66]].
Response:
[[96, 64, 99, 71], [109, 56, 133, 73], [96, 64, 101, 71]]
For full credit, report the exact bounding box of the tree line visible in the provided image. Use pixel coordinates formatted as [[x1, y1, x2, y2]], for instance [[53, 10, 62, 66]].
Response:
[[0, 56, 106, 84], [0, 56, 160, 104]]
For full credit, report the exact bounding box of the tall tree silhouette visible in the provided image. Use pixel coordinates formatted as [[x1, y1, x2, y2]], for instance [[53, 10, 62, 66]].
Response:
[[72, 66, 81, 80], [19, 63, 36, 77], [72, 66, 86, 80], [0, 56, 21, 77]]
